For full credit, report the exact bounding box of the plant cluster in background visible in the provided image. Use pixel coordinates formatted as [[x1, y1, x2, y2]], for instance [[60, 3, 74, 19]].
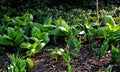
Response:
[[0, 13, 74, 56]]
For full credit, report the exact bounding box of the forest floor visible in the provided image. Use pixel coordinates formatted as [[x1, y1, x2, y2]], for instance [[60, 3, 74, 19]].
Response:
[[31, 37, 120, 72], [1, 39, 119, 72], [30, 45, 119, 72]]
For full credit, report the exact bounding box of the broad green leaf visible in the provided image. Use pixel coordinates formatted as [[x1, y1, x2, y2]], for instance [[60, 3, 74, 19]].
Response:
[[30, 23, 41, 29], [7, 27, 24, 44], [106, 23, 112, 31], [11, 18, 20, 26], [62, 52, 70, 63], [35, 42, 46, 52], [31, 42, 38, 49], [41, 33, 50, 43], [0, 35, 13, 45], [7, 27, 15, 39], [55, 17, 69, 28], [102, 15, 115, 27], [40, 25, 56, 32], [44, 17, 52, 25], [15, 38, 24, 46], [23, 13, 33, 22], [31, 27, 41, 38], [26, 49, 36, 56], [14, 28, 24, 43], [112, 25, 120, 32], [49, 48, 64, 58], [50, 51, 58, 57], [111, 45, 120, 61], [30, 37, 39, 42], [96, 26, 109, 36], [26, 42, 46, 56], [11, 17, 26, 26], [3, 15, 11, 22], [49, 28, 60, 35], [59, 27, 67, 31], [19, 43, 31, 49]]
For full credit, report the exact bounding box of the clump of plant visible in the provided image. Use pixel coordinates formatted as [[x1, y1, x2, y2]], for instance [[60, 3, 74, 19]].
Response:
[[50, 17, 71, 37], [98, 41, 109, 59], [67, 30, 82, 58], [7, 54, 33, 72], [80, 14, 97, 49], [96, 15, 120, 62], [62, 50, 72, 72], [111, 45, 120, 62], [0, 27, 24, 46], [48, 47, 72, 72], [48, 47, 64, 61], [20, 26, 50, 56]]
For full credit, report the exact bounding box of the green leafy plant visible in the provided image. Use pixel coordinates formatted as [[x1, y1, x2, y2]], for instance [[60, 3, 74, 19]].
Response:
[[67, 31, 82, 58], [0, 24, 8, 35], [95, 22, 120, 44], [10, 13, 33, 36], [111, 45, 120, 62], [95, 26, 109, 39], [40, 17, 72, 44], [86, 30, 94, 47], [20, 26, 50, 56], [98, 41, 109, 59], [53, 17, 71, 36], [49, 47, 72, 72], [44, 16, 52, 25], [10, 13, 33, 27], [62, 50, 72, 72], [7, 54, 33, 72], [102, 15, 116, 27], [48, 47, 72, 72], [80, 14, 97, 47], [48, 47, 64, 61], [0, 27, 24, 46]]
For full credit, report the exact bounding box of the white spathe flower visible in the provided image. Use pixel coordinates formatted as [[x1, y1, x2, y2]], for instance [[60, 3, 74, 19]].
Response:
[[59, 27, 67, 31], [31, 49, 36, 52], [57, 48, 64, 55], [57, 51, 62, 55], [59, 48, 64, 52], [8, 65, 14, 69], [79, 31, 85, 35]]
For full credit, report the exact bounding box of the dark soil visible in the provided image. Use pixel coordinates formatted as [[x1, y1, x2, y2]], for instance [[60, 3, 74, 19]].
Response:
[[30, 44, 112, 72], [0, 40, 120, 72]]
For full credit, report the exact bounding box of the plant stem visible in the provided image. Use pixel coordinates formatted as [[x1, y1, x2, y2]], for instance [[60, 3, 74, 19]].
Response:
[[96, 0, 99, 25], [67, 63, 72, 72]]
